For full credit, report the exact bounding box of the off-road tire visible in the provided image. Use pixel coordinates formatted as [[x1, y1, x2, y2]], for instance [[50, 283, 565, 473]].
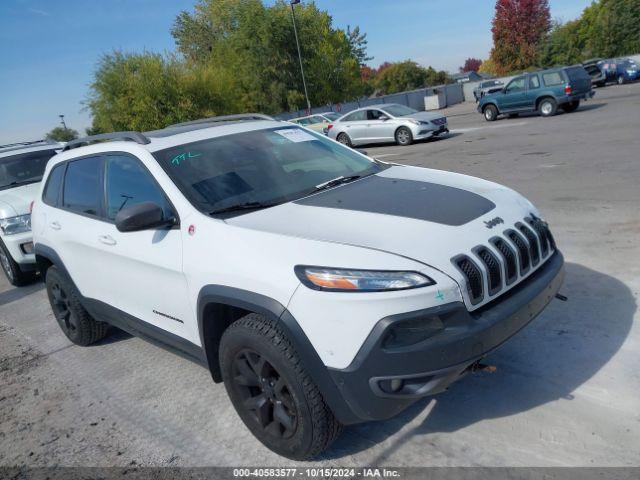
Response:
[[45, 266, 109, 346], [220, 313, 342, 460], [395, 126, 413, 146], [483, 104, 498, 122], [0, 238, 35, 287], [538, 97, 558, 117], [336, 133, 352, 147], [562, 100, 580, 113]]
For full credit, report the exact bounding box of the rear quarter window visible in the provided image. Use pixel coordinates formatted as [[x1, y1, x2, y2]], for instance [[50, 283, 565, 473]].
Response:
[[542, 72, 564, 86], [42, 164, 65, 206]]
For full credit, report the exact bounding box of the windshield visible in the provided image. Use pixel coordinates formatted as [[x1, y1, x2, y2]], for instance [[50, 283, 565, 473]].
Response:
[[0, 149, 58, 190], [482, 80, 501, 88], [323, 113, 341, 121], [153, 127, 386, 214], [380, 104, 418, 117]]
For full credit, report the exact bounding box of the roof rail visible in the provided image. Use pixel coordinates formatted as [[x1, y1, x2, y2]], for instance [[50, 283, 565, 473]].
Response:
[[62, 132, 151, 151], [168, 113, 275, 129], [0, 139, 50, 150]]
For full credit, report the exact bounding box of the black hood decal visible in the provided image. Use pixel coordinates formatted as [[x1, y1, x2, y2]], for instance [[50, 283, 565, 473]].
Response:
[[295, 175, 495, 226]]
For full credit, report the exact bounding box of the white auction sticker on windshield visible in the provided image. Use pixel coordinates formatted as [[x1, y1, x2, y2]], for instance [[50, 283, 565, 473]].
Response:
[[275, 128, 316, 142]]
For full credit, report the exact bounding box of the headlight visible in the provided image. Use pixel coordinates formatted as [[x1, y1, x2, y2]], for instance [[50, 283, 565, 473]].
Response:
[[295, 266, 435, 292], [0, 214, 31, 235], [408, 119, 428, 125]]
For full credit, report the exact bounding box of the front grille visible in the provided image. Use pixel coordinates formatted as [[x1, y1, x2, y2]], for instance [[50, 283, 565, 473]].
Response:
[[474, 247, 502, 296], [451, 217, 556, 307], [490, 237, 517, 285], [432, 117, 447, 126], [453, 255, 484, 304], [506, 229, 531, 274], [516, 223, 540, 266]]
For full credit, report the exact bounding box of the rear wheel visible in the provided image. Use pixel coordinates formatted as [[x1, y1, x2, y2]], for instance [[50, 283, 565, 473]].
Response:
[[483, 104, 498, 122], [220, 313, 342, 460], [336, 133, 352, 147], [395, 127, 413, 146], [562, 100, 580, 113], [538, 98, 557, 117], [45, 266, 109, 346], [0, 239, 35, 287]]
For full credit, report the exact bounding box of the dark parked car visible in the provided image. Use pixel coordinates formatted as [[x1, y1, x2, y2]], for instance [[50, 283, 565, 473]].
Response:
[[600, 58, 639, 84], [473, 79, 505, 102], [582, 59, 606, 87], [477, 66, 594, 121]]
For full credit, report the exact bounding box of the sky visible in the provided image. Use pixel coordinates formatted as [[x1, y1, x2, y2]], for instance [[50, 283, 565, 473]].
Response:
[[0, 0, 594, 144]]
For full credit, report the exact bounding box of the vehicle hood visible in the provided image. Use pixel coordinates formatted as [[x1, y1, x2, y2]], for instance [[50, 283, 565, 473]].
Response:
[[401, 111, 446, 122], [227, 166, 539, 278], [0, 182, 40, 218]]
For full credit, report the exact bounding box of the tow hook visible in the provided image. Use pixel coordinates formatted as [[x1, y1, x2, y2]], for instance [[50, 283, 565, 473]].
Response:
[[470, 362, 497, 374], [555, 293, 568, 301]]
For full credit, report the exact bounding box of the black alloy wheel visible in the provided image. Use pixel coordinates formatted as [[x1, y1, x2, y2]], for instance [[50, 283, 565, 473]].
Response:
[[231, 348, 298, 439]]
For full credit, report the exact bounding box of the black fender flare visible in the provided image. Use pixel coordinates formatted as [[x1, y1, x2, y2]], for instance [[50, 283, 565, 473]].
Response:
[[197, 285, 363, 424]]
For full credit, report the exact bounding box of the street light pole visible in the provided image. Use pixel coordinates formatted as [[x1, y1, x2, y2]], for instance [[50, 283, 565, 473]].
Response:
[[289, 0, 311, 113], [59, 115, 67, 131]]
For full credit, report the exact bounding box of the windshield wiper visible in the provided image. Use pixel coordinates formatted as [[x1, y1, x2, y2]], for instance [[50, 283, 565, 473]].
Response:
[[209, 201, 278, 215], [314, 175, 362, 193]]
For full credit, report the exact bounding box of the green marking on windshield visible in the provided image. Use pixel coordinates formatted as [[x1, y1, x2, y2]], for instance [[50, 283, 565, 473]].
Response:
[[171, 152, 201, 166]]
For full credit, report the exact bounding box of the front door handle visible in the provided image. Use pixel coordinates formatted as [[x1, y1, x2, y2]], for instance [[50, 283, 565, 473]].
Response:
[[98, 235, 117, 246], [49, 221, 61, 231]]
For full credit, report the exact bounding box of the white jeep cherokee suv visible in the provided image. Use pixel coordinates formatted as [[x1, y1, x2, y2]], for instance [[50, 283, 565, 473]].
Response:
[[32, 115, 564, 459], [0, 140, 61, 285]]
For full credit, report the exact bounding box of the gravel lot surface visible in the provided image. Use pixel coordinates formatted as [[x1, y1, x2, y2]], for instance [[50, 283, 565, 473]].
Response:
[[1, 83, 639, 467]]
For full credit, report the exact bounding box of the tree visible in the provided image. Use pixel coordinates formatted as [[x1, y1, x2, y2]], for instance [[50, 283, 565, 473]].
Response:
[[478, 58, 499, 76], [372, 61, 426, 94], [45, 126, 79, 142], [347, 25, 372, 66], [490, 0, 551, 74], [460, 58, 483, 72], [540, 0, 640, 67]]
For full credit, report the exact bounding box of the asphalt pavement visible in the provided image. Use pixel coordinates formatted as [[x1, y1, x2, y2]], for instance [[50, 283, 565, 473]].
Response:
[[1, 83, 639, 467]]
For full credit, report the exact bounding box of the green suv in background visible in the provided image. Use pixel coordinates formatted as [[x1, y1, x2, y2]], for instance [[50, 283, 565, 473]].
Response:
[[478, 66, 594, 121]]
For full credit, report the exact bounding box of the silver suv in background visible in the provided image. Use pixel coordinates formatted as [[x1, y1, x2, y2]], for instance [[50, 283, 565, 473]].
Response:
[[0, 140, 62, 285], [327, 104, 448, 147]]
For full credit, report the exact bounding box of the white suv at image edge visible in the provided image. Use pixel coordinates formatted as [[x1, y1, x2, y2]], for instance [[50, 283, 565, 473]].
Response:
[[0, 141, 61, 285], [31, 115, 564, 459]]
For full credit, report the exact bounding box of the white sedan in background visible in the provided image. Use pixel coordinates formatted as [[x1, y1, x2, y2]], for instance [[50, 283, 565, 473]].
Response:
[[327, 104, 448, 147]]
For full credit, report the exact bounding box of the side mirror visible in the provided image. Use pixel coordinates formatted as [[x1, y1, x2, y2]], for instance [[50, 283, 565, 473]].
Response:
[[379, 115, 390, 121], [115, 202, 176, 232]]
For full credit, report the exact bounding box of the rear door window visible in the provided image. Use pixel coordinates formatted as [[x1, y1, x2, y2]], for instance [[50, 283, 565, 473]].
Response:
[[343, 111, 366, 122], [42, 164, 66, 206], [62, 156, 103, 216], [543, 72, 564, 86], [529, 75, 540, 89]]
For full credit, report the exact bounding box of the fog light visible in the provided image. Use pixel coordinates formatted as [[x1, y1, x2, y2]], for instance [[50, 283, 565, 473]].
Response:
[[21, 242, 34, 254], [379, 378, 404, 394]]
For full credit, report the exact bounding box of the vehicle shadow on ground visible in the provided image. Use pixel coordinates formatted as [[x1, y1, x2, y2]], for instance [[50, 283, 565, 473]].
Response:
[[0, 279, 44, 307], [364, 133, 463, 150], [497, 102, 607, 121], [323, 262, 635, 460]]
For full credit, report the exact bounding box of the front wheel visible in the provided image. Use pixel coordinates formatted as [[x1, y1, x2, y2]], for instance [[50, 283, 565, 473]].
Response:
[[220, 313, 342, 460], [562, 100, 580, 113], [483, 104, 498, 122], [0, 239, 35, 287], [395, 127, 413, 146], [538, 98, 558, 117]]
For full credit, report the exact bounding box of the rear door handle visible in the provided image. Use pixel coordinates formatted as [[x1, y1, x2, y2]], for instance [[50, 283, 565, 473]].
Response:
[[49, 221, 61, 231], [98, 235, 117, 246]]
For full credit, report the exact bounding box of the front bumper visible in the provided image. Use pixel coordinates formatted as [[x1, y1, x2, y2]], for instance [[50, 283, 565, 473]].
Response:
[[0, 230, 36, 266], [328, 251, 565, 423], [413, 123, 449, 140]]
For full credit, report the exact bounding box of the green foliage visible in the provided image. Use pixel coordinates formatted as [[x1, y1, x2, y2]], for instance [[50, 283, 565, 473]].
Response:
[[45, 127, 79, 142], [541, 0, 640, 67], [87, 0, 367, 132], [371, 61, 450, 95]]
